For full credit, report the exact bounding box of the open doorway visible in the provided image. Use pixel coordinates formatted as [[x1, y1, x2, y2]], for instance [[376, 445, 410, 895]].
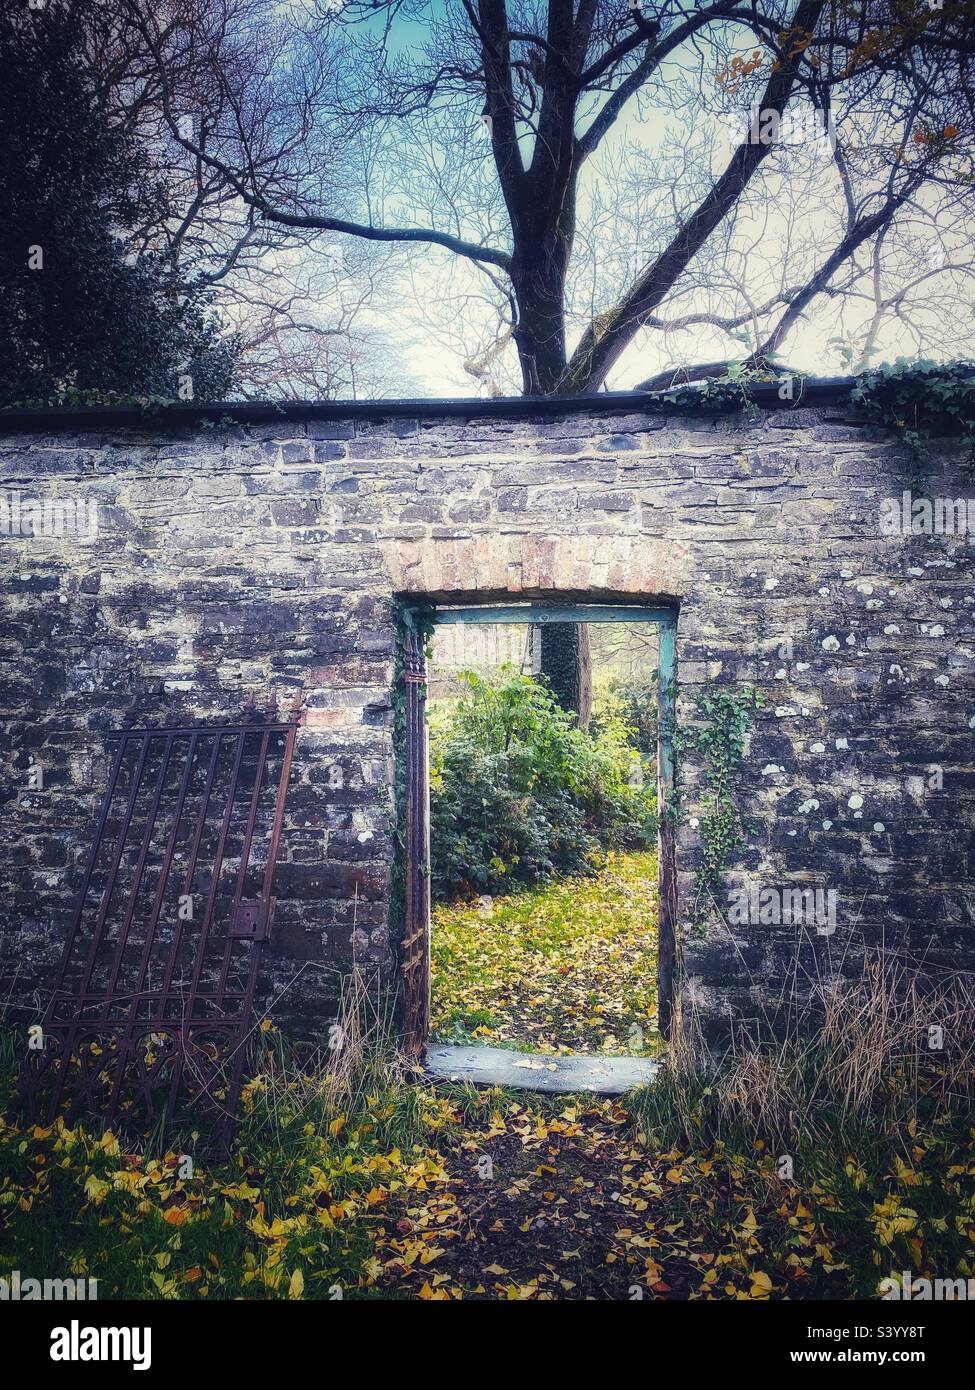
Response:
[[400, 603, 676, 1090]]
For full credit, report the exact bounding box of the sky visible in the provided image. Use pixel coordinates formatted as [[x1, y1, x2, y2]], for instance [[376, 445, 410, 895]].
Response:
[[255, 1, 974, 398]]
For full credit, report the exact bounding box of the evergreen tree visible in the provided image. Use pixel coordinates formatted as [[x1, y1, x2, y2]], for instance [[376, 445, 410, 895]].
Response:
[[0, 0, 238, 406]]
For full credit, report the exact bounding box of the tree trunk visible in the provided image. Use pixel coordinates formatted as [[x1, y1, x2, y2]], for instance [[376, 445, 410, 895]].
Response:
[[507, 158, 576, 395], [538, 622, 591, 726], [510, 254, 569, 395]]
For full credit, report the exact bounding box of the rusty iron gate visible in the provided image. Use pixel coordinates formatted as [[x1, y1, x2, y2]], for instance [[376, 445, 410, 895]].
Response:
[[20, 697, 301, 1153]]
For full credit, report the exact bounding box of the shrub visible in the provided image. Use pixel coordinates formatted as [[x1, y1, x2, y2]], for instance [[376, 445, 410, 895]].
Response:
[[429, 668, 657, 898], [591, 673, 658, 758]]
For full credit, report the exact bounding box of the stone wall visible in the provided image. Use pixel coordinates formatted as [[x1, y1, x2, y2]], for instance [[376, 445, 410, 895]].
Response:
[[1, 397, 972, 1044]]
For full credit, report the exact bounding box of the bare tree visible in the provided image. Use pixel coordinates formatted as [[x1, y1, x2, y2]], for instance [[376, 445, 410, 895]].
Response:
[[66, 0, 401, 397], [122, 0, 975, 395], [628, 108, 975, 389]]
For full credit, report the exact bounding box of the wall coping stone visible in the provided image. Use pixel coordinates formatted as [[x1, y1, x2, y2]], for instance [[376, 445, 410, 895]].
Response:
[[0, 378, 860, 432]]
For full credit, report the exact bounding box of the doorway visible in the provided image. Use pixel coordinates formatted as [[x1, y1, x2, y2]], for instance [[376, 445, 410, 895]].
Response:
[[400, 602, 676, 1087]]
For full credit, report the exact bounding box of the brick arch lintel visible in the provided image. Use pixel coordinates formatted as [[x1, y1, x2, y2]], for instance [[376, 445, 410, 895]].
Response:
[[383, 533, 688, 604]]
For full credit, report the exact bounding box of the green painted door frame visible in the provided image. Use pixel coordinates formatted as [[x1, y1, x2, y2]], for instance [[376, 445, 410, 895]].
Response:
[[404, 601, 679, 1050]]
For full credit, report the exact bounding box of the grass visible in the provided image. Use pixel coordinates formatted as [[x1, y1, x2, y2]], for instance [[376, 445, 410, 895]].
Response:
[[1, 954, 973, 1300], [430, 849, 661, 1055], [631, 951, 975, 1297], [0, 975, 442, 1299]]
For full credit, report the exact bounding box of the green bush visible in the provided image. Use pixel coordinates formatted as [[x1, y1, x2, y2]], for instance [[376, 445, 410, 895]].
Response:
[[429, 668, 657, 898], [590, 672, 658, 758]]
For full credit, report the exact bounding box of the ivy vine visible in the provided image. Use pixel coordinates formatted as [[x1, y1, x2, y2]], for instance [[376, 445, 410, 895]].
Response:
[[673, 685, 762, 929], [849, 358, 975, 482], [654, 359, 794, 414], [648, 358, 975, 489]]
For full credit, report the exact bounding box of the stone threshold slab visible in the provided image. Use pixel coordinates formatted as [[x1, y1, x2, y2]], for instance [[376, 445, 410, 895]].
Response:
[[425, 1043, 659, 1094]]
